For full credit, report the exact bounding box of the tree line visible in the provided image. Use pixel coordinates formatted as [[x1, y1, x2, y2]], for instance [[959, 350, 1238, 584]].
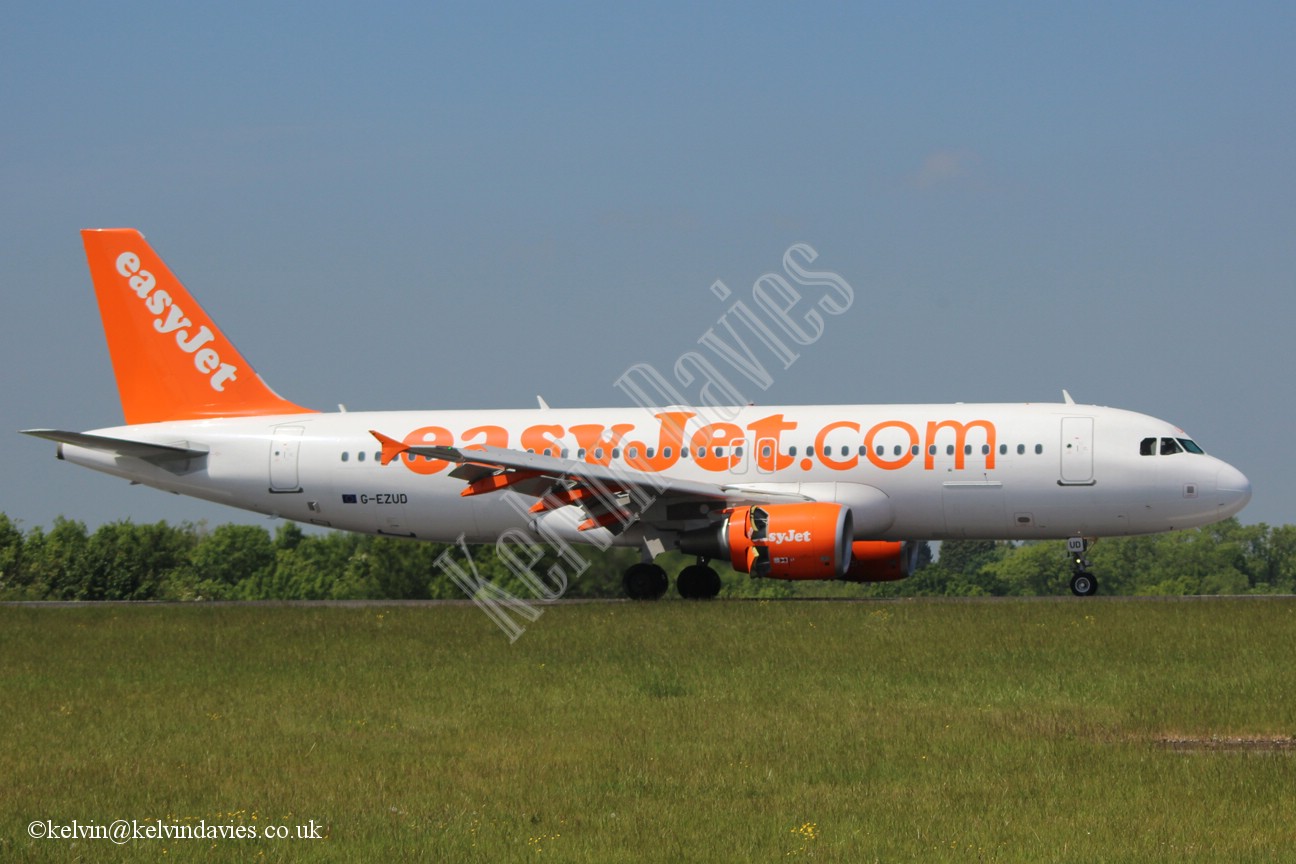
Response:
[[0, 513, 1291, 601]]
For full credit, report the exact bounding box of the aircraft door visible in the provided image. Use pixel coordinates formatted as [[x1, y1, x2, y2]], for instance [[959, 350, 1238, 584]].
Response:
[[269, 425, 304, 493], [728, 436, 748, 476], [1060, 417, 1094, 485]]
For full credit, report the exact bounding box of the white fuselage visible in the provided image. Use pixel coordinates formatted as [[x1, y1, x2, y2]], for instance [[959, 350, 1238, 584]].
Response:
[[59, 402, 1251, 548]]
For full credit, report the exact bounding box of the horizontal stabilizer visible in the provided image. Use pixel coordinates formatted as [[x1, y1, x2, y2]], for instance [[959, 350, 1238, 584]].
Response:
[[22, 429, 208, 473]]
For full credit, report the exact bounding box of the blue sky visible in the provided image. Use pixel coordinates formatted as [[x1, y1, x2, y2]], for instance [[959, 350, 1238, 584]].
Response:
[[3, 2, 1293, 530]]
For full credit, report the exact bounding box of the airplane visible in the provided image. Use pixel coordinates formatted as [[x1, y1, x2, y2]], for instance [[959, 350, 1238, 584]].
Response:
[[23, 229, 1252, 599]]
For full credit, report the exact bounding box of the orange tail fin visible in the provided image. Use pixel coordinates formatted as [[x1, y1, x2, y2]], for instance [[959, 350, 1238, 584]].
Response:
[[82, 229, 315, 424]]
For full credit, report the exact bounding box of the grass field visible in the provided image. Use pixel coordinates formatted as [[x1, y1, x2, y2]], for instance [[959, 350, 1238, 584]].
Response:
[[2, 598, 1294, 862]]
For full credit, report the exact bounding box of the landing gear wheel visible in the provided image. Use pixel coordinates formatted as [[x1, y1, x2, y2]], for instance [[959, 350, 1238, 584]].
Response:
[[1070, 572, 1097, 597], [623, 562, 669, 600], [1067, 537, 1097, 597], [677, 563, 722, 600]]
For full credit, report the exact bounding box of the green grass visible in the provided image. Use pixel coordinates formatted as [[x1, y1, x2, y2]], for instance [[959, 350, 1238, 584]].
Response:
[[2, 599, 1295, 862]]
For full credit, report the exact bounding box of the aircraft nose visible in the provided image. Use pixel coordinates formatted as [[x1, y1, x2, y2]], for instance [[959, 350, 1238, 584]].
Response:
[[1215, 463, 1252, 517]]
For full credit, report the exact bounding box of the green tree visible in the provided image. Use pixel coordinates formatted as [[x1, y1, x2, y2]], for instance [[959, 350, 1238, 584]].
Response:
[[183, 524, 276, 599], [983, 541, 1069, 596], [78, 521, 195, 600], [0, 514, 26, 599], [1258, 524, 1296, 593], [21, 518, 90, 600]]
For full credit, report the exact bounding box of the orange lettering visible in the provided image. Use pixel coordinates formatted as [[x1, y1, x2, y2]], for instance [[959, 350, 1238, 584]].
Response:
[[745, 413, 796, 472], [865, 420, 918, 471], [462, 424, 509, 449], [625, 411, 694, 472], [691, 422, 744, 471], [570, 423, 635, 465], [401, 425, 454, 475], [520, 424, 564, 457], [814, 420, 860, 470], [924, 419, 996, 470]]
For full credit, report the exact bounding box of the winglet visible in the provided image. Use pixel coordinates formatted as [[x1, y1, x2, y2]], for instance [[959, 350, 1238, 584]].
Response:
[[370, 430, 409, 466], [82, 229, 315, 424]]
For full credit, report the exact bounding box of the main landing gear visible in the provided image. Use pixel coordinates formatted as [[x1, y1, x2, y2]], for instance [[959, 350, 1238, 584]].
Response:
[[623, 562, 668, 600], [1068, 537, 1098, 597], [676, 561, 722, 600], [622, 559, 721, 600]]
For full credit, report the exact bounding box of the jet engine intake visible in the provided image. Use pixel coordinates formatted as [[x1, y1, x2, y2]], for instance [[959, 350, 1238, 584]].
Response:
[[678, 503, 853, 580]]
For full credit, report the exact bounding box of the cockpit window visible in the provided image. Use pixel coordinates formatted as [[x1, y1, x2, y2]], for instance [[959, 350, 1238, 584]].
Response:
[[1141, 436, 1204, 456]]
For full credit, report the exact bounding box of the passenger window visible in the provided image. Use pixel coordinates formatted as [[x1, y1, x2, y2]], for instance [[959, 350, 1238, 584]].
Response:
[[1034, 444, 1043, 454], [374, 452, 381, 462], [964, 444, 972, 455], [341, 452, 349, 462], [946, 445, 955, 456], [594, 448, 604, 460], [982, 445, 990, 455], [613, 448, 621, 459], [735, 446, 744, 457], [680, 447, 689, 459], [1016, 444, 1025, 455], [762, 445, 772, 458], [789, 446, 798, 457], [647, 448, 655, 458], [1140, 438, 1157, 456], [999, 444, 1007, 455], [876, 445, 885, 456], [357, 451, 366, 462], [662, 447, 672, 459], [627, 447, 637, 459], [894, 445, 903, 456], [928, 445, 937, 455], [577, 449, 586, 460], [912, 445, 920, 456], [1160, 438, 1182, 455]]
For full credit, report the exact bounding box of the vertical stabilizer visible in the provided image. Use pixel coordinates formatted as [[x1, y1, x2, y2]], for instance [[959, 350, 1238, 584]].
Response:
[[81, 229, 315, 425]]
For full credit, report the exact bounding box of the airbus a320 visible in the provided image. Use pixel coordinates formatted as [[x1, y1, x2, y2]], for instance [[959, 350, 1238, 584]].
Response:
[[24, 230, 1252, 599]]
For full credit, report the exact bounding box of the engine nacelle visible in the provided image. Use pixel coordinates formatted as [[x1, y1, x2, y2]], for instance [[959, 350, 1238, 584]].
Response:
[[679, 503, 854, 580], [843, 541, 910, 582]]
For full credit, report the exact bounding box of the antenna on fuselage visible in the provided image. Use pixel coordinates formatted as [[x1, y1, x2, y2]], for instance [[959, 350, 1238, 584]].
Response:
[[1062, 389, 1075, 405]]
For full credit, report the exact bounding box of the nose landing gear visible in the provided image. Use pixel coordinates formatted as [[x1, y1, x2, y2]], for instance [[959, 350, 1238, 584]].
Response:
[[1068, 537, 1098, 596]]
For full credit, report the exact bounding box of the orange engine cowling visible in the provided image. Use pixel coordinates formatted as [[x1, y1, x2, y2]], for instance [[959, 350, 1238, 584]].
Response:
[[843, 541, 909, 582], [679, 503, 854, 580]]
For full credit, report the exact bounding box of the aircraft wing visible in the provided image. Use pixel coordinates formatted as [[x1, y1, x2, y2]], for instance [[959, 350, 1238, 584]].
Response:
[[370, 430, 810, 533]]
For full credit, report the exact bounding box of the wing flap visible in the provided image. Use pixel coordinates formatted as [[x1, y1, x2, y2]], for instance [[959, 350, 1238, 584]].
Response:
[[369, 430, 812, 535]]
